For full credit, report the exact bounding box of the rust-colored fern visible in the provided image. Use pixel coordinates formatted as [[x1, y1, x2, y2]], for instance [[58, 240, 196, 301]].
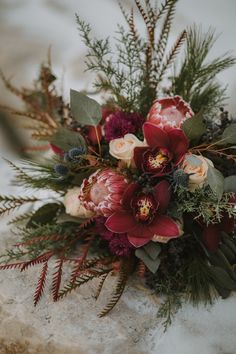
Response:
[[52, 258, 64, 301], [34, 260, 49, 306]]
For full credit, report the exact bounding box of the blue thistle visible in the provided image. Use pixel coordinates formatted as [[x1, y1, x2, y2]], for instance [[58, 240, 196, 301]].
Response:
[[68, 147, 86, 160], [173, 169, 189, 188], [54, 164, 69, 176]]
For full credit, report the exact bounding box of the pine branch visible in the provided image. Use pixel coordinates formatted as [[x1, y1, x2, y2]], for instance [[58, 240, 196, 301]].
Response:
[[34, 260, 49, 306], [154, 1, 176, 74], [171, 25, 236, 115], [52, 258, 64, 301], [156, 29, 186, 84]]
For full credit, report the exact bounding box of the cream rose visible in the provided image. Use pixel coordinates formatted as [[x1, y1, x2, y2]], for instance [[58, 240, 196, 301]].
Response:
[[64, 187, 94, 218], [182, 154, 213, 191], [109, 134, 146, 166]]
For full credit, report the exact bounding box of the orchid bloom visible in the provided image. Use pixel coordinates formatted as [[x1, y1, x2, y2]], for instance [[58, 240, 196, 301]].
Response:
[[133, 122, 189, 176], [105, 180, 182, 247]]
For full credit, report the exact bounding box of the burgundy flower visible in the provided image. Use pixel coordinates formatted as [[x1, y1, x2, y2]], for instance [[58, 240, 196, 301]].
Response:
[[104, 111, 144, 142], [95, 216, 114, 240], [95, 217, 134, 256], [109, 234, 134, 256], [147, 96, 193, 131], [203, 195, 236, 251], [105, 180, 181, 247], [134, 122, 189, 176]]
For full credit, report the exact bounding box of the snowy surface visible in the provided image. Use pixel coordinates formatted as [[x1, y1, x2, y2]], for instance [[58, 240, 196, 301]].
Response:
[[0, 1, 236, 353]]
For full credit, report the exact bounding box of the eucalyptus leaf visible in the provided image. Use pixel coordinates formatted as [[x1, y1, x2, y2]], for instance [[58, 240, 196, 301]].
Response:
[[143, 242, 161, 260], [56, 213, 84, 224], [224, 175, 236, 192], [27, 203, 61, 228], [221, 124, 236, 145], [50, 127, 86, 152], [135, 248, 161, 273], [207, 164, 224, 200], [209, 266, 236, 290], [70, 89, 102, 126], [183, 111, 206, 143]]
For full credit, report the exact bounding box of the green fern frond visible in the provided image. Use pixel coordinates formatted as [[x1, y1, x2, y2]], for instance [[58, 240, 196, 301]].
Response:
[[0, 195, 39, 216]]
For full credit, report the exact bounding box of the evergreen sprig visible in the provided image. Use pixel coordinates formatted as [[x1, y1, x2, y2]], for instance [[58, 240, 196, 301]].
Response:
[[171, 26, 236, 117]]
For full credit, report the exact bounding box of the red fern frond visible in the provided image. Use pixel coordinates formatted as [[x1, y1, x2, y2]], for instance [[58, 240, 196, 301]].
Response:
[[0, 262, 25, 270], [51, 258, 64, 302], [70, 237, 94, 283], [33, 260, 49, 306], [137, 260, 146, 277], [21, 251, 53, 272], [79, 217, 95, 229], [14, 234, 61, 248]]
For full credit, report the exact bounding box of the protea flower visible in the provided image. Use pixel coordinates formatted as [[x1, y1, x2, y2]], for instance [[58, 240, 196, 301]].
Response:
[[105, 180, 182, 247], [147, 96, 193, 131], [79, 169, 128, 217], [133, 122, 189, 176]]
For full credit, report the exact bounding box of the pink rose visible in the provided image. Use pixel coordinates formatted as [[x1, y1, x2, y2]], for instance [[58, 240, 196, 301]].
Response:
[[147, 96, 193, 131]]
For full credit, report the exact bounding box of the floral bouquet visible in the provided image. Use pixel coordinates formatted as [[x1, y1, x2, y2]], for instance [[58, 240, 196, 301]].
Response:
[[0, 0, 236, 328]]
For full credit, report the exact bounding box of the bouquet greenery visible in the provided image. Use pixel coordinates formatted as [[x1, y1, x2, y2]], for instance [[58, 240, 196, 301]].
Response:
[[1, 0, 236, 329]]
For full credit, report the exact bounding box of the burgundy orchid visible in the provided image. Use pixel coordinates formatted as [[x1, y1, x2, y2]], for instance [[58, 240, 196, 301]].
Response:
[[105, 180, 181, 247], [133, 122, 189, 176]]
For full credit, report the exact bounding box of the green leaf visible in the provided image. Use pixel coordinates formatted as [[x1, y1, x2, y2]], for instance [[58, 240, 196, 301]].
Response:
[[207, 164, 224, 200], [224, 175, 236, 192], [221, 124, 236, 145], [70, 89, 102, 126], [27, 203, 61, 228], [209, 266, 236, 290], [50, 127, 86, 152], [135, 242, 161, 273], [143, 242, 161, 260], [56, 213, 84, 224], [182, 111, 206, 143]]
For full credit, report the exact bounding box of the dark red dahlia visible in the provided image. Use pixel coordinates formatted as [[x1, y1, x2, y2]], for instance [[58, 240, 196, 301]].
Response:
[[134, 122, 189, 176], [104, 111, 144, 142], [105, 180, 181, 247], [95, 217, 134, 256], [109, 234, 134, 256]]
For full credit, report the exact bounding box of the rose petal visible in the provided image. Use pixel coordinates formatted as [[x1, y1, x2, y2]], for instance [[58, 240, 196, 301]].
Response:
[[153, 180, 171, 213], [105, 211, 136, 233], [143, 123, 169, 148]]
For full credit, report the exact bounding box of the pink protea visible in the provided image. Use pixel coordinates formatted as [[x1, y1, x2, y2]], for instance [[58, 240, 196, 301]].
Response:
[[147, 96, 194, 131], [79, 169, 128, 217]]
